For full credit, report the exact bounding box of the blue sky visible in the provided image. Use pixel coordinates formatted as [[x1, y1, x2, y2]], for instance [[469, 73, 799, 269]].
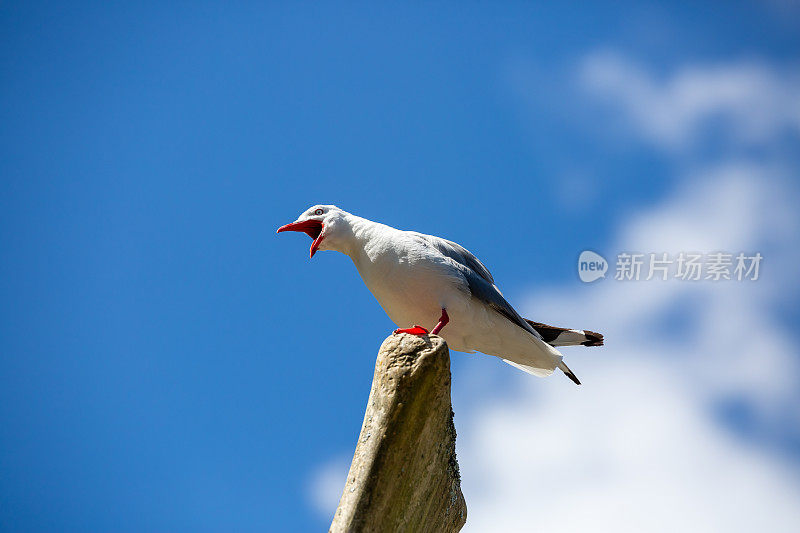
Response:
[[2, 2, 799, 531]]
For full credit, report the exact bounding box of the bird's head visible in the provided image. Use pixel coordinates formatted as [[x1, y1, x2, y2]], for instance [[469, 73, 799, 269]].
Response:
[[276, 205, 352, 258]]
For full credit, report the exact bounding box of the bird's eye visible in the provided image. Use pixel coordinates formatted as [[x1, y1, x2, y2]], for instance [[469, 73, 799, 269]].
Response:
[[314, 209, 324, 215]]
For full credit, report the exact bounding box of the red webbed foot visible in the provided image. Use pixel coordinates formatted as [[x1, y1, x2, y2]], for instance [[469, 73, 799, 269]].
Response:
[[392, 310, 449, 337], [393, 325, 429, 336]]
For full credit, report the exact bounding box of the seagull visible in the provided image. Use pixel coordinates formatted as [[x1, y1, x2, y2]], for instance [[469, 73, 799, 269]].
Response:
[[277, 205, 603, 384]]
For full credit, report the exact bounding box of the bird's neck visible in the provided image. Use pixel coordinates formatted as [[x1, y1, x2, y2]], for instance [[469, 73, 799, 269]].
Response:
[[341, 214, 395, 262]]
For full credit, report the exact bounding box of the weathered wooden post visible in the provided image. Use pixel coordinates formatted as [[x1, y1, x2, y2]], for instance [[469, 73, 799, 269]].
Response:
[[330, 333, 467, 532]]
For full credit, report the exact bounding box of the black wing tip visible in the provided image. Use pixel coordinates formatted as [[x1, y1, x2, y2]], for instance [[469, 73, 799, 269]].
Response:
[[581, 330, 604, 347], [563, 368, 581, 385]]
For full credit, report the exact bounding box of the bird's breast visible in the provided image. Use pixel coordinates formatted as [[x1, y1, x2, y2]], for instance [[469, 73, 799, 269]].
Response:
[[352, 244, 466, 327]]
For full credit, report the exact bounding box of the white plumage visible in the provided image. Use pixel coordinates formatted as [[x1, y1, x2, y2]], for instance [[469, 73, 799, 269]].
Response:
[[278, 205, 603, 384]]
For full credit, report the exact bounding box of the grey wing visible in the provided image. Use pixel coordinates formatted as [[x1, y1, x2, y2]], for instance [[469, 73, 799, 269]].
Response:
[[407, 232, 495, 283], [408, 232, 542, 339], [460, 267, 542, 338]]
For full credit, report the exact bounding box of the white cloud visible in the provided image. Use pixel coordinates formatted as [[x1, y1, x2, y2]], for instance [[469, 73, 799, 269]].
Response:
[[459, 362, 800, 533], [458, 164, 800, 532], [307, 454, 350, 521], [579, 51, 800, 149]]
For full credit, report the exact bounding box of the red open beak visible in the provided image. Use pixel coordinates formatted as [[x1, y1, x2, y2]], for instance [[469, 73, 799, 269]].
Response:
[[276, 220, 325, 258]]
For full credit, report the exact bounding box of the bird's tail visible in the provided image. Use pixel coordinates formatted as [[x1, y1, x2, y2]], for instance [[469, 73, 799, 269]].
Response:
[[525, 319, 604, 347]]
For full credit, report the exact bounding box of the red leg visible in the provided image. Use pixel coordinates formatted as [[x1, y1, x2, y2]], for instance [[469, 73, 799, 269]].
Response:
[[430, 308, 449, 335], [393, 309, 449, 336]]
